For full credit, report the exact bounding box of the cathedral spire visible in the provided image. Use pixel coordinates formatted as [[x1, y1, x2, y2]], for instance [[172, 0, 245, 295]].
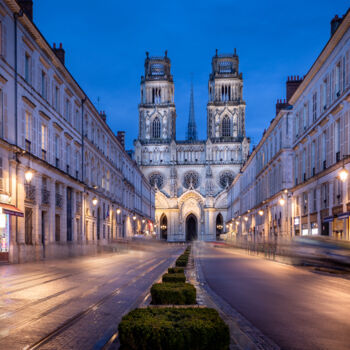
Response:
[[186, 80, 197, 141]]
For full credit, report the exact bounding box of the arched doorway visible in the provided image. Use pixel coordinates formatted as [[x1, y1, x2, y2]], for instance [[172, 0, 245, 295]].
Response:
[[160, 215, 167, 240], [216, 213, 223, 240], [186, 214, 197, 241]]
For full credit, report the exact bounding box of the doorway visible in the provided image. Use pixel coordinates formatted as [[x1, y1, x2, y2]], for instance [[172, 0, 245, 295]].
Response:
[[216, 213, 223, 240], [186, 214, 197, 241], [160, 215, 167, 240]]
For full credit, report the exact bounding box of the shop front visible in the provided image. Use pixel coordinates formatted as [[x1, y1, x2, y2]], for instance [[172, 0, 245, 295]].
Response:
[[321, 209, 331, 236], [332, 205, 345, 240], [301, 215, 308, 236], [309, 213, 318, 235], [334, 211, 350, 240], [0, 203, 24, 262]]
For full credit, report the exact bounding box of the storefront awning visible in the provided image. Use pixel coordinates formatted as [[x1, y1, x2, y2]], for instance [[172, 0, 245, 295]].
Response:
[[323, 216, 334, 223], [336, 212, 350, 220], [0, 203, 24, 217]]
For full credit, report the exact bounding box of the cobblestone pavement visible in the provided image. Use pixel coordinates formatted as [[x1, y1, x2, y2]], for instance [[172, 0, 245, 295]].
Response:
[[0, 242, 184, 350]]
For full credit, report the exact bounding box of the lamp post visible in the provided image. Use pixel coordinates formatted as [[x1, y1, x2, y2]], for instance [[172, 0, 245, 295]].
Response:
[[92, 197, 98, 206], [25, 169, 33, 183]]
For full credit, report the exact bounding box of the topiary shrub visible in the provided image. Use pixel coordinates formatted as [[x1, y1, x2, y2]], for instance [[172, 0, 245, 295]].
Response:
[[151, 282, 196, 305], [118, 307, 230, 350], [162, 272, 186, 283], [176, 254, 189, 267], [168, 267, 184, 274]]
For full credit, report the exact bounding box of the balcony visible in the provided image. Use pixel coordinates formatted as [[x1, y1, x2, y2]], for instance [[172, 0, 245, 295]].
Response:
[[25, 184, 36, 203], [41, 188, 50, 205], [55, 193, 63, 208], [55, 158, 60, 168]]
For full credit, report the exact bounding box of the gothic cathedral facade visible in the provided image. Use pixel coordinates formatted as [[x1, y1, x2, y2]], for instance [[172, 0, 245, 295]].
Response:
[[134, 50, 250, 241]]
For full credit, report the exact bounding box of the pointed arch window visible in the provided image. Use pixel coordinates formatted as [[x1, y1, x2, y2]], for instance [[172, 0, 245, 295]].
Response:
[[152, 117, 161, 139], [221, 116, 231, 137]]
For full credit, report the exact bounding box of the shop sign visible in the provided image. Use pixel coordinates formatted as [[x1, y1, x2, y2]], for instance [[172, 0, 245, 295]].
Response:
[[337, 212, 350, 220], [323, 216, 334, 223]]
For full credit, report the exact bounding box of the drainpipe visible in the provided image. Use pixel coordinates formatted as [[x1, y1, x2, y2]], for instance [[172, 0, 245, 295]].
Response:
[[14, 10, 23, 257]]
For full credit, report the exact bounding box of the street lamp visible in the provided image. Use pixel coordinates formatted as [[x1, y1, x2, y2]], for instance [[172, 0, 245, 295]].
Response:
[[244, 216, 248, 221], [25, 170, 33, 183], [133, 215, 137, 221], [116, 208, 121, 214], [279, 198, 285, 206], [258, 209, 264, 216], [339, 168, 349, 182], [92, 197, 98, 206]]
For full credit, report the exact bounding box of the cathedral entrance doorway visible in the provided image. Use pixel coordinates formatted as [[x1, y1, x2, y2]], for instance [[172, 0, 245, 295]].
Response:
[[216, 213, 223, 240], [160, 215, 168, 240], [186, 214, 197, 241]]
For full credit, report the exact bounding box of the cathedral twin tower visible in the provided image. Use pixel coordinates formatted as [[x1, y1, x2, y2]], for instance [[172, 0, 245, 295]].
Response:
[[134, 50, 250, 242]]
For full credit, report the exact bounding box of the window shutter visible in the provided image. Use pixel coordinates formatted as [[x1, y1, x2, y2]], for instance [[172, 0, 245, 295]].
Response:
[[32, 114, 37, 156], [340, 57, 344, 93], [327, 74, 331, 106], [340, 114, 345, 158], [21, 109, 25, 148], [346, 50, 350, 88], [2, 22, 7, 59], [38, 120, 42, 157]]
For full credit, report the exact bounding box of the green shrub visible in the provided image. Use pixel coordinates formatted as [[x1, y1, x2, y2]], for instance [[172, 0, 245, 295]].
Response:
[[151, 282, 196, 305], [118, 307, 230, 350], [162, 272, 186, 283], [168, 267, 184, 274], [175, 257, 188, 267]]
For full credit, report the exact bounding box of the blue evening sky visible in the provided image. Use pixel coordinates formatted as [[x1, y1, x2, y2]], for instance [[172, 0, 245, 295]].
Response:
[[34, 0, 349, 149]]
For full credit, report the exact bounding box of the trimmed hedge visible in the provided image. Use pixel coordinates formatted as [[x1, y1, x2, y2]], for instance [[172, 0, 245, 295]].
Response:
[[151, 282, 196, 305], [118, 307, 230, 350], [168, 267, 184, 274], [175, 254, 189, 267], [162, 272, 186, 283]]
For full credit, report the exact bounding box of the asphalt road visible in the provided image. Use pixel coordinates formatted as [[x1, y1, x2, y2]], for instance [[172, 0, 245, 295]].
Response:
[[0, 242, 183, 350], [197, 243, 350, 350]]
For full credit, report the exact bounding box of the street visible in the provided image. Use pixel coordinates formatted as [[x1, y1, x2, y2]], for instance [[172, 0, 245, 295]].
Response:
[[196, 243, 350, 350], [0, 242, 183, 350]]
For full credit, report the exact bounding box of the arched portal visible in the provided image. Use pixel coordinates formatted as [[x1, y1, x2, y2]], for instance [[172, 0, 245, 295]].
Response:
[[186, 214, 198, 241], [216, 213, 223, 240], [160, 214, 168, 240]]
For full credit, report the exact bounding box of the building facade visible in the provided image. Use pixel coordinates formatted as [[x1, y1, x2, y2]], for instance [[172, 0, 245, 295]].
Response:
[[0, 0, 155, 263], [134, 51, 250, 241], [227, 11, 350, 242]]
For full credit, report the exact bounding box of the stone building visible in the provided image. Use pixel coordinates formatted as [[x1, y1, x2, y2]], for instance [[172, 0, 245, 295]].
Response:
[[134, 50, 250, 241], [227, 10, 350, 242], [0, 0, 155, 263]]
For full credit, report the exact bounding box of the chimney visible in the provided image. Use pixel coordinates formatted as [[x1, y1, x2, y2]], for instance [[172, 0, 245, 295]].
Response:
[[330, 15, 343, 36], [286, 75, 303, 102], [17, 0, 33, 21], [52, 43, 65, 65], [117, 131, 125, 149], [275, 98, 289, 116], [99, 110, 106, 122]]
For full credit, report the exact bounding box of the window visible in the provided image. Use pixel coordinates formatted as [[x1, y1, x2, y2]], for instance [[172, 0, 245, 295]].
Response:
[[41, 124, 47, 160], [322, 132, 327, 169], [152, 117, 161, 138], [311, 141, 316, 176], [322, 78, 327, 109], [0, 89, 3, 138], [303, 104, 308, 129], [302, 192, 308, 215], [335, 120, 341, 162], [55, 86, 59, 111], [41, 71, 47, 99], [313, 188, 317, 213], [312, 92, 317, 121], [221, 116, 231, 137], [75, 151, 79, 178], [25, 54, 30, 83], [334, 178, 343, 205], [25, 112, 32, 151], [321, 183, 329, 209], [66, 144, 70, 174], [55, 135, 60, 168], [65, 99, 70, 122], [335, 63, 341, 96], [302, 149, 306, 181]]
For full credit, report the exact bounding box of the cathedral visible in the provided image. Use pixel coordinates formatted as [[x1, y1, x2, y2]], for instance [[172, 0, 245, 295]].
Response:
[[134, 50, 250, 241]]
